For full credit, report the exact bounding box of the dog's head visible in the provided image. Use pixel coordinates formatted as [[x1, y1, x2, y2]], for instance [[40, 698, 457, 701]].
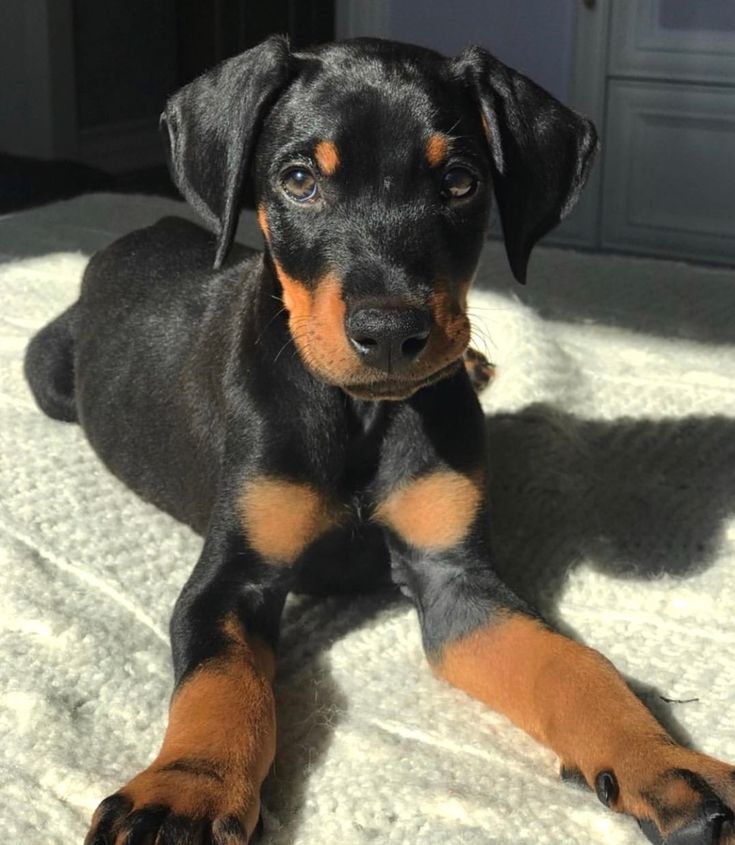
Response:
[[161, 36, 597, 399]]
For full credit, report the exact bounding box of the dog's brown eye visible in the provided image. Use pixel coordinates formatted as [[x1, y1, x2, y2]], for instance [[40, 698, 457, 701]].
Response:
[[281, 167, 318, 202], [441, 167, 477, 200]]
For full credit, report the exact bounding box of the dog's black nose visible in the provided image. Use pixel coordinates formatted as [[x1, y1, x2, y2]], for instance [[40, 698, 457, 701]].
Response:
[[346, 307, 431, 372]]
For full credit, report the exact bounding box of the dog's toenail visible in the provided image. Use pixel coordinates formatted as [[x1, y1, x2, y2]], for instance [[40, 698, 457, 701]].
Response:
[[595, 770, 619, 807]]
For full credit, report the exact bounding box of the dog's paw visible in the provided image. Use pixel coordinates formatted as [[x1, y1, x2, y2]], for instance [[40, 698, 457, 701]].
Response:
[[463, 347, 495, 394], [628, 757, 735, 845], [565, 749, 735, 845], [84, 763, 261, 845]]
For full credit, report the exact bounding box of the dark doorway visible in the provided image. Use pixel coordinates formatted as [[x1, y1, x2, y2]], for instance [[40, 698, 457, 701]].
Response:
[[176, 0, 336, 86]]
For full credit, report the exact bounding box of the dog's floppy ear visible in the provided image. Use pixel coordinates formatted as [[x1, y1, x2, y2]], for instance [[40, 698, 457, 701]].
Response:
[[160, 35, 293, 268], [453, 46, 599, 284]]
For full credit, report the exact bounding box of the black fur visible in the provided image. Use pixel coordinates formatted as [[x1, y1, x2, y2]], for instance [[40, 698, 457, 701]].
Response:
[[25, 37, 599, 844], [24, 304, 79, 422]]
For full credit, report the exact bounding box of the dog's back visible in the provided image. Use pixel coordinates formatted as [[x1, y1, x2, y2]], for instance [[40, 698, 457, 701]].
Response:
[[27, 216, 258, 530]]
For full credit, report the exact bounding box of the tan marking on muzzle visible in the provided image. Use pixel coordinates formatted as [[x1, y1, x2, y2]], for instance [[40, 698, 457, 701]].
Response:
[[272, 260, 360, 384], [422, 280, 471, 364]]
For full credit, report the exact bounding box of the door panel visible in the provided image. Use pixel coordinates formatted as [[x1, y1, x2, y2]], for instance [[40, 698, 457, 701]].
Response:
[[602, 80, 735, 264], [610, 0, 735, 84]]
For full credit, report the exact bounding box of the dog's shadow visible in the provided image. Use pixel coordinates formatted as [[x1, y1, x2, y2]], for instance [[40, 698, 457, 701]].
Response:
[[260, 404, 735, 838], [486, 403, 735, 609], [486, 403, 735, 745]]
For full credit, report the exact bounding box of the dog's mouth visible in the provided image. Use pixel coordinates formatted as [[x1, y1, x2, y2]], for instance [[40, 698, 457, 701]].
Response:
[[341, 358, 463, 401]]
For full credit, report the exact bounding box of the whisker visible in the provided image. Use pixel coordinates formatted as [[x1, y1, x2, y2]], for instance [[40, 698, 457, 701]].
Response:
[[469, 322, 497, 356], [467, 306, 516, 315], [255, 307, 286, 345], [274, 336, 295, 362]]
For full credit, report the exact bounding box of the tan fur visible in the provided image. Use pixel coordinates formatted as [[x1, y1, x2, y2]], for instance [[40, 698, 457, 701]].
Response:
[[272, 260, 361, 384], [434, 613, 735, 833], [425, 280, 471, 363], [272, 254, 472, 393], [374, 469, 482, 549], [480, 113, 491, 143], [257, 204, 270, 241], [114, 615, 275, 838], [426, 133, 449, 167], [314, 140, 340, 175], [273, 259, 312, 324], [239, 476, 339, 564]]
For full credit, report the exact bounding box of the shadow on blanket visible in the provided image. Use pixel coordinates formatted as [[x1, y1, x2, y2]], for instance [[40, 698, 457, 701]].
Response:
[[263, 591, 403, 839], [486, 403, 735, 747], [487, 404, 735, 602]]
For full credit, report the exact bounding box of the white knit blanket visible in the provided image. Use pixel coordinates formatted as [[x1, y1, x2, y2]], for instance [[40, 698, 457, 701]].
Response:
[[2, 195, 734, 845]]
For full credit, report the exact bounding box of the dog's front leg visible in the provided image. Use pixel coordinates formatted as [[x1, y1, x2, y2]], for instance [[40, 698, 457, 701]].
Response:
[[84, 514, 289, 845], [375, 402, 734, 845], [383, 500, 735, 842]]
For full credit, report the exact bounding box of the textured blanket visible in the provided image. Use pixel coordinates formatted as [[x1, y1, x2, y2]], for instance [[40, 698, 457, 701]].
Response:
[[2, 194, 734, 845]]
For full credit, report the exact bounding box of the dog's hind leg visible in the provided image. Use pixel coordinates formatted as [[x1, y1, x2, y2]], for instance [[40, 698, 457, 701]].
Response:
[[24, 303, 79, 423]]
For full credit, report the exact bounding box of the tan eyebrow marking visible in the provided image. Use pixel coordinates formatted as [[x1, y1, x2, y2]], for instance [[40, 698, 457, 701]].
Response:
[[314, 140, 340, 176], [425, 133, 450, 167]]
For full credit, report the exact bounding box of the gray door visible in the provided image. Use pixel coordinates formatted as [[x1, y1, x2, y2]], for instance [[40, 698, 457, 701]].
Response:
[[602, 1, 735, 265]]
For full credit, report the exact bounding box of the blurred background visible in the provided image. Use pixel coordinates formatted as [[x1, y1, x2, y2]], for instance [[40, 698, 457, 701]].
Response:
[[1, 0, 734, 265]]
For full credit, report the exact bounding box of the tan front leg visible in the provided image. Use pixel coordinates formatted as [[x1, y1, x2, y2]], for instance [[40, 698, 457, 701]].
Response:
[[84, 616, 275, 845], [435, 613, 735, 844]]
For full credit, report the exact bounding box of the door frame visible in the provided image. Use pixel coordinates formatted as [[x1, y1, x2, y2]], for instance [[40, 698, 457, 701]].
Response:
[[0, 0, 77, 160], [550, 0, 611, 249]]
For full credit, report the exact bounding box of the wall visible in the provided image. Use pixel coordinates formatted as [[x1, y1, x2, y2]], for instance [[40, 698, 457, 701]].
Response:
[[73, 0, 177, 128], [388, 0, 577, 102]]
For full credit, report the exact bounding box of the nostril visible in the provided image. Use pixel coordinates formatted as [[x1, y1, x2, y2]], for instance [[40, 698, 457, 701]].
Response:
[[356, 336, 378, 349], [401, 334, 428, 359], [351, 335, 378, 355]]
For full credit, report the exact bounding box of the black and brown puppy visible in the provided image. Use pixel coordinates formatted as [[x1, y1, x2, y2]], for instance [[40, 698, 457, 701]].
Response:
[[25, 36, 735, 845]]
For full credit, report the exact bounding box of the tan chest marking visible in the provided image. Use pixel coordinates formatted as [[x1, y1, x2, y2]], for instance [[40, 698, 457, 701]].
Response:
[[374, 469, 482, 550], [239, 476, 339, 564]]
